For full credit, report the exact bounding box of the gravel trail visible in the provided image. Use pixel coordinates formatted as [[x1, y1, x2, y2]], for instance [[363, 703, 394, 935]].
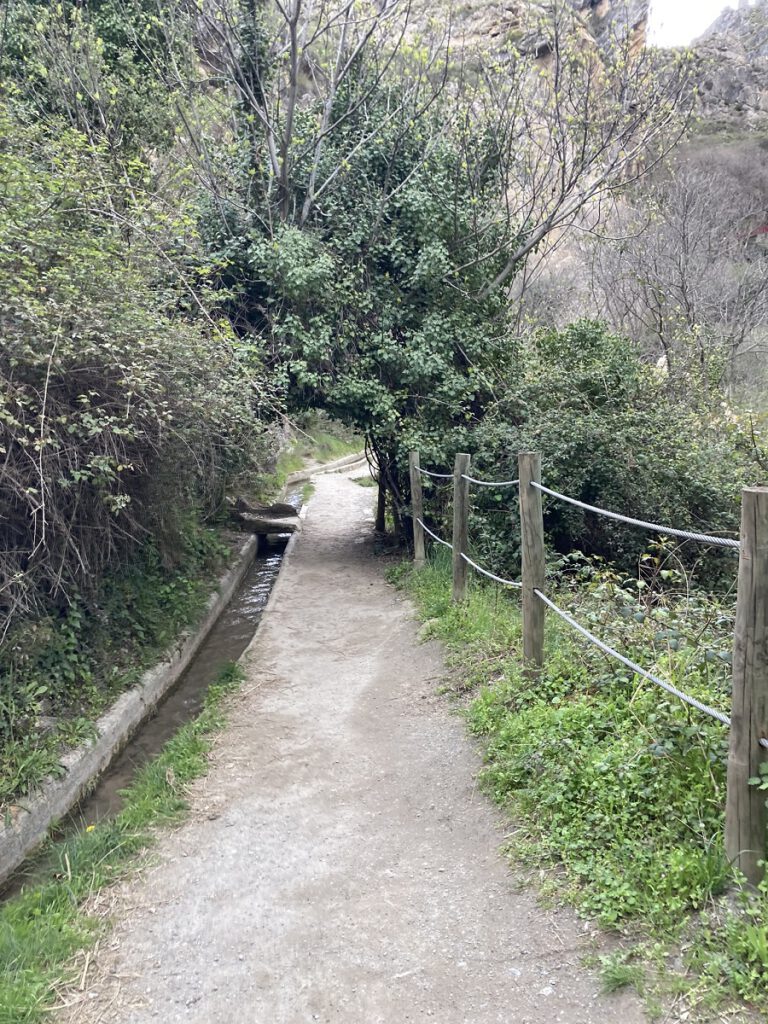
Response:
[[61, 468, 646, 1024]]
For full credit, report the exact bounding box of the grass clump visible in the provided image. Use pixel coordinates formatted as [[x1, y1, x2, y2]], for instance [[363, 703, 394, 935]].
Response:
[[0, 662, 244, 1024], [393, 548, 768, 1012], [600, 952, 646, 995]]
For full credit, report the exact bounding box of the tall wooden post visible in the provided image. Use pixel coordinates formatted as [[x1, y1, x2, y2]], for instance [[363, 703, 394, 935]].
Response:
[[452, 453, 471, 603], [518, 452, 546, 671], [726, 486, 768, 885], [409, 451, 425, 567]]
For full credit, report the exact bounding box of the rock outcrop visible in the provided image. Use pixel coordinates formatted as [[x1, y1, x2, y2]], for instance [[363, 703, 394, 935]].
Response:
[[438, 1, 648, 59], [692, 0, 768, 132], [573, 0, 648, 50], [698, 0, 768, 57], [429, 0, 768, 133]]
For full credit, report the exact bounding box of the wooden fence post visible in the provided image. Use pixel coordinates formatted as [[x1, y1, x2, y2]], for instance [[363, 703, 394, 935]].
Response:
[[409, 451, 425, 567], [452, 453, 471, 603], [726, 486, 768, 885], [518, 452, 546, 671]]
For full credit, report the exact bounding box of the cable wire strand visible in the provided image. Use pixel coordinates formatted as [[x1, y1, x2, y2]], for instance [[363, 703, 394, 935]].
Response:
[[461, 474, 520, 488], [460, 552, 522, 588], [531, 483, 740, 549], [416, 519, 520, 587], [418, 468, 453, 480], [533, 588, 734, 728], [416, 518, 453, 549]]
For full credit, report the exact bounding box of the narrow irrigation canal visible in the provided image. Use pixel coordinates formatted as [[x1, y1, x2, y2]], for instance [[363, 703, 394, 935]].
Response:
[[2, 492, 301, 900], [73, 536, 289, 825]]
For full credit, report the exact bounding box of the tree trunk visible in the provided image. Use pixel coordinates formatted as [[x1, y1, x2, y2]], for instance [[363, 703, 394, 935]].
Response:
[[375, 479, 387, 533]]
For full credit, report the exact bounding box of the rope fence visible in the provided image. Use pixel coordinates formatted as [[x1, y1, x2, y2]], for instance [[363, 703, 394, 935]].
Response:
[[407, 448, 768, 884], [461, 473, 519, 488], [416, 519, 521, 587], [531, 482, 740, 549], [534, 589, 733, 729], [415, 517, 453, 549], [461, 552, 522, 589]]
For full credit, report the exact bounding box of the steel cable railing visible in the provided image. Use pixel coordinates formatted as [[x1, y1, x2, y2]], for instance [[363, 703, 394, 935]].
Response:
[[416, 517, 453, 549], [461, 474, 519, 488], [411, 450, 768, 876], [418, 468, 453, 480], [415, 520, 521, 587], [461, 552, 522, 588], [534, 589, 736, 726], [531, 482, 740, 550]]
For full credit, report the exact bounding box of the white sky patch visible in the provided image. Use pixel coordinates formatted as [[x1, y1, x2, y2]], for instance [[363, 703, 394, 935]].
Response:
[[648, 0, 751, 47]]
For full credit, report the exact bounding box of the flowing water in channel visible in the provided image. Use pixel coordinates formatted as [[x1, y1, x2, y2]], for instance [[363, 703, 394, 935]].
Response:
[[71, 537, 289, 826], [1, 497, 301, 899], [68, 488, 304, 826]]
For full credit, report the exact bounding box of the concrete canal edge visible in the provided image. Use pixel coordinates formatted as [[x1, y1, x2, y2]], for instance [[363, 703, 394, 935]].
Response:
[[286, 450, 367, 485], [0, 534, 259, 888]]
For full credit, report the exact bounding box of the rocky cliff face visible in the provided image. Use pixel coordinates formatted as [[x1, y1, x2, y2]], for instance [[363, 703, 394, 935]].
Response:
[[698, 0, 768, 56], [693, 0, 768, 132], [429, 0, 768, 133], [434, 1, 648, 60], [573, 0, 648, 49]]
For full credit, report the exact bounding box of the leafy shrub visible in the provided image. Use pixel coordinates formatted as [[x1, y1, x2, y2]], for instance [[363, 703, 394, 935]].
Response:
[[3, 0, 190, 152], [0, 112, 271, 629], [201, 79, 517, 515], [0, 103, 277, 785], [464, 321, 755, 583]]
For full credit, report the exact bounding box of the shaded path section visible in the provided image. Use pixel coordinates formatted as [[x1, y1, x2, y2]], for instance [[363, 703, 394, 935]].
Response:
[[63, 469, 646, 1024]]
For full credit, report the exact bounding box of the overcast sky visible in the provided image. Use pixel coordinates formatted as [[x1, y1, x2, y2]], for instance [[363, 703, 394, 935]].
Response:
[[648, 0, 744, 46]]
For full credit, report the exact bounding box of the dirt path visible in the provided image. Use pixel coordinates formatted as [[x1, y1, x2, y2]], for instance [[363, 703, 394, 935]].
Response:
[[63, 469, 646, 1024]]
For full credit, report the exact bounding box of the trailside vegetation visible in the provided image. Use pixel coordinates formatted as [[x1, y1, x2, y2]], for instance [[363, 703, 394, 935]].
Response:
[[0, 115, 270, 624], [0, 663, 246, 1023], [2, 0, 768, 1011], [444, 321, 754, 583], [0, 0, 276, 799], [393, 551, 768, 1012]]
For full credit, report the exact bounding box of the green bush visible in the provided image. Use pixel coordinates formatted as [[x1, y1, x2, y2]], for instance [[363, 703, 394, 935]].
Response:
[[463, 321, 755, 583], [0, 112, 271, 626], [0, 104, 275, 790], [199, 77, 517, 514]]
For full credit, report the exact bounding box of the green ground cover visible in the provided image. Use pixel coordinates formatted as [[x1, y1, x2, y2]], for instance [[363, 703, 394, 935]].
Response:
[[392, 548, 768, 1016], [0, 524, 231, 808], [0, 663, 245, 1024]]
